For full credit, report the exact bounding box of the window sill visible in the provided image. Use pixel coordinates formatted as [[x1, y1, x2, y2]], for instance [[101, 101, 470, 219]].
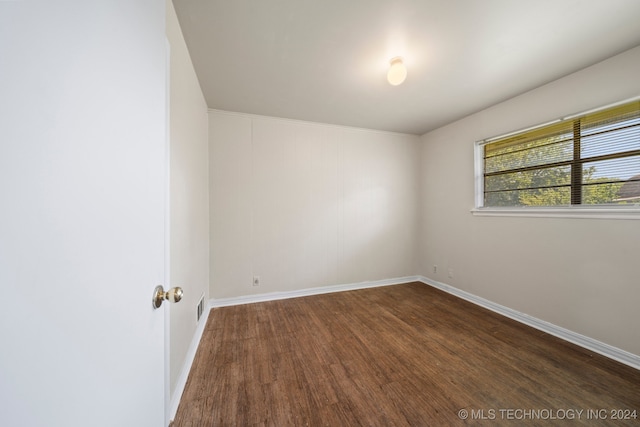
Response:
[[470, 206, 640, 220]]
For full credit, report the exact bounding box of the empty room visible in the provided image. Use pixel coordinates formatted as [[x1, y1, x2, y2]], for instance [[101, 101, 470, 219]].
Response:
[[1, 0, 639, 426]]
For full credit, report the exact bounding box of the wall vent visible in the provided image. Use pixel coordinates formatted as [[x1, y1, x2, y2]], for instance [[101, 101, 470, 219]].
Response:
[[196, 294, 205, 323]]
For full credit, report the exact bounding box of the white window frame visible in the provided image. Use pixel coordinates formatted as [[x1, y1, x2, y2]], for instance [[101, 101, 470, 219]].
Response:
[[472, 97, 640, 220]]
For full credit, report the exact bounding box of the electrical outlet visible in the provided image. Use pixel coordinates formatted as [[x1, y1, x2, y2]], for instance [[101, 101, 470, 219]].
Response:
[[448, 268, 454, 279], [433, 265, 437, 274], [253, 276, 260, 287]]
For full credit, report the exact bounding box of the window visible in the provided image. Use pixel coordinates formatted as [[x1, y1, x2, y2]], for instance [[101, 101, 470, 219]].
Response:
[[476, 100, 640, 214]]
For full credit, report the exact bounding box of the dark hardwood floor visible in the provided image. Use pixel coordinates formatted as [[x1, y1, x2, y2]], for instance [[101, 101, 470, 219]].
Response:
[[172, 282, 640, 426]]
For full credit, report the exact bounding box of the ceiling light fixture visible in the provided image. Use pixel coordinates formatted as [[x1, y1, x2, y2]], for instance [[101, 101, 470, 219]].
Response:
[[387, 56, 407, 86]]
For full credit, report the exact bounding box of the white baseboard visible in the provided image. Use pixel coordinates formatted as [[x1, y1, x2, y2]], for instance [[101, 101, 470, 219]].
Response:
[[168, 300, 212, 422], [417, 276, 640, 371], [210, 275, 422, 308]]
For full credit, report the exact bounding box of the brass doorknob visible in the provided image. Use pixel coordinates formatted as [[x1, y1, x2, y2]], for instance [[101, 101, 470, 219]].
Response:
[[152, 285, 183, 309]]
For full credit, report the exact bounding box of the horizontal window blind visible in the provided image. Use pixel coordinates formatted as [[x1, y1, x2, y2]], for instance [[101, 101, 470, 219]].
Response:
[[482, 100, 640, 207]]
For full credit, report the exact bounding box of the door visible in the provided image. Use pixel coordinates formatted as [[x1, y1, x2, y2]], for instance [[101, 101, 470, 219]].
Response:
[[0, 1, 167, 426]]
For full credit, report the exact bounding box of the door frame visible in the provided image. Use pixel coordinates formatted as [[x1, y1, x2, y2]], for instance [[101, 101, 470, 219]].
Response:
[[164, 36, 172, 427]]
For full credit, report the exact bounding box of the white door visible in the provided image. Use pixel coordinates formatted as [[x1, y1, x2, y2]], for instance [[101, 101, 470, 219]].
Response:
[[0, 1, 167, 426]]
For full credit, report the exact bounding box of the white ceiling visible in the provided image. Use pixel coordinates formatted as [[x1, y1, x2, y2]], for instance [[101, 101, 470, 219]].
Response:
[[172, 0, 640, 135]]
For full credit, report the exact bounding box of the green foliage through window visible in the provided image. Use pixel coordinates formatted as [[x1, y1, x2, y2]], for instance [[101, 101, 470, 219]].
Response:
[[481, 101, 640, 207]]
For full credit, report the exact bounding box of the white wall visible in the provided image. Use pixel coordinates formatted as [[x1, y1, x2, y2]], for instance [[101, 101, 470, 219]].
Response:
[[210, 112, 421, 299], [166, 0, 209, 398], [419, 46, 640, 356]]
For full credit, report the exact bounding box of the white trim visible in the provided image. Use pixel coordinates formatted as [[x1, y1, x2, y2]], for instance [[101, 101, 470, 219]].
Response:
[[163, 36, 172, 427], [561, 95, 640, 121], [417, 276, 640, 371], [471, 206, 640, 220], [473, 142, 485, 208], [210, 276, 422, 308], [478, 119, 562, 145], [477, 95, 640, 144], [168, 300, 212, 422]]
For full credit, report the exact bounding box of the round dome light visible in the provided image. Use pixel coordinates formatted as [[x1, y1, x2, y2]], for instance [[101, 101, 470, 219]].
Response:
[[387, 57, 407, 86]]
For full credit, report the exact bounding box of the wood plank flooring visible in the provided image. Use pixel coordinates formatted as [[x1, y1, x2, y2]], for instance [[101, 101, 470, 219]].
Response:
[[172, 282, 640, 426]]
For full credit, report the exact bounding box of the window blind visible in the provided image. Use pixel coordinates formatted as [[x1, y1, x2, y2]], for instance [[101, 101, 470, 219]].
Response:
[[482, 100, 640, 207]]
